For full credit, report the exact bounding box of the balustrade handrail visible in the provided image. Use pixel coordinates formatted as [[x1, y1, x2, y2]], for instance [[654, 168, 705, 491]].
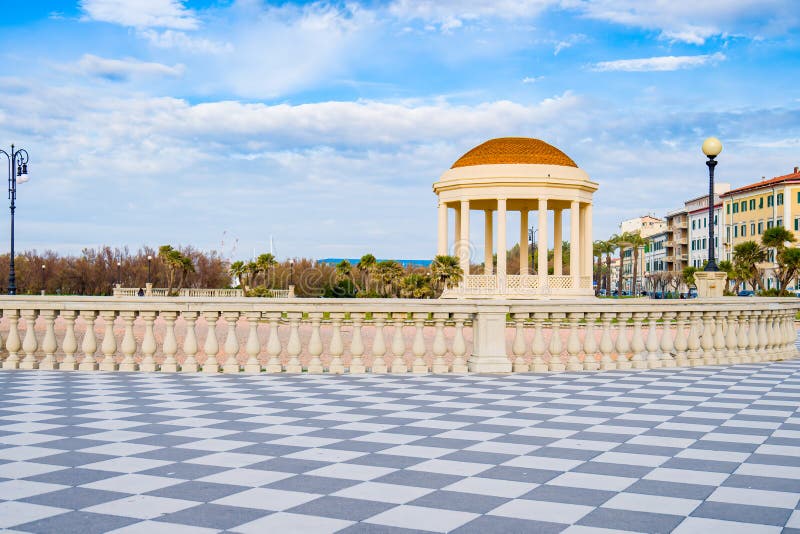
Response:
[[0, 295, 796, 375]]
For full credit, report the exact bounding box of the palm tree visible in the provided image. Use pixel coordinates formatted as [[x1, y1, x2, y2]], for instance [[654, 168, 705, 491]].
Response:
[[597, 239, 616, 295], [256, 253, 277, 287], [357, 254, 376, 292], [229, 260, 246, 288], [176, 255, 195, 292], [592, 240, 605, 293], [762, 226, 797, 292], [399, 274, 434, 299], [625, 231, 647, 296], [244, 261, 259, 293], [335, 260, 353, 282], [431, 254, 463, 293], [373, 260, 404, 297], [733, 240, 767, 291], [158, 245, 184, 295], [609, 233, 625, 295]]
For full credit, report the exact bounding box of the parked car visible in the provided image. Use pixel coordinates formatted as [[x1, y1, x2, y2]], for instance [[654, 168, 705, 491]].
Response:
[[688, 289, 698, 299], [738, 290, 755, 297]]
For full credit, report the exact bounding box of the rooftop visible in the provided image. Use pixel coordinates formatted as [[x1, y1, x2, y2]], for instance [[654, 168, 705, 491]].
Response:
[[451, 137, 578, 169], [722, 167, 800, 196]]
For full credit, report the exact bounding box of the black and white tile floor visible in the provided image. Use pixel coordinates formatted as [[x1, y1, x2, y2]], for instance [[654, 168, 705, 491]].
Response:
[[1, 361, 800, 533]]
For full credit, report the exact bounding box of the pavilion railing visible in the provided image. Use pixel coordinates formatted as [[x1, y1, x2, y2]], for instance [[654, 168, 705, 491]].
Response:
[[0, 296, 796, 374]]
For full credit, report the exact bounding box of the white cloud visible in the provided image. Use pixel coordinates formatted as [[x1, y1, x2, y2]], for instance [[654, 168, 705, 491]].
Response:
[[592, 52, 726, 72], [389, 0, 558, 30], [522, 76, 544, 83], [80, 0, 198, 30], [139, 29, 233, 54], [566, 0, 798, 43], [74, 54, 185, 80]]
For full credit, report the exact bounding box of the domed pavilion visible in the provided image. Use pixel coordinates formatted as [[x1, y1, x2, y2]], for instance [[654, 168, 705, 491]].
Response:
[[433, 137, 599, 298]]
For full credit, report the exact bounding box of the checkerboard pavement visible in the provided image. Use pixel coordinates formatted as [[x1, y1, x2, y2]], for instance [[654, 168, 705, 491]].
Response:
[[2, 361, 800, 533]]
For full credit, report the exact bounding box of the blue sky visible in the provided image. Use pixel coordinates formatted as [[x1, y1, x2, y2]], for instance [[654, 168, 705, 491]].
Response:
[[1, 0, 799, 262]]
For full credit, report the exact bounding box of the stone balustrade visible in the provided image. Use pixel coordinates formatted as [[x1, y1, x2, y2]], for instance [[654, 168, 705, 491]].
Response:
[[0, 296, 796, 374]]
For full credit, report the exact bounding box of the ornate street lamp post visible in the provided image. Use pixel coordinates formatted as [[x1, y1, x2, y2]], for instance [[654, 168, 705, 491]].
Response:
[[117, 261, 121, 286], [147, 255, 153, 284], [289, 259, 294, 287], [702, 137, 722, 272], [41, 264, 46, 294], [0, 145, 29, 295]]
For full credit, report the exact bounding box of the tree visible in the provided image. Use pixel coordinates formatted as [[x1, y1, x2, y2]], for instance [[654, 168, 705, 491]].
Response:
[[592, 240, 604, 293], [176, 255, 195, 292], [244, 261, 259, 293], [256, 253, 277, 287], [682, 266, 698, 287], [609, 233, 626, 295], [335, 260, 352, 282], [399, 274, 434, 299], [229, 261, 246, 288], [762, 227, 797, 292], [733, 240, 767, 291], [158, 245, 185, 295], [718, 260, 734, 293], [625, 231, 647, 296], [373, 260, 404, 297], [431, 255, 463, 293], [597, 238, 616, 295], [357, 254, 376, 292]]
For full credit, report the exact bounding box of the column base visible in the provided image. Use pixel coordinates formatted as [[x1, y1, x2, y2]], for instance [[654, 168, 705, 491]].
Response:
[[694, 271, 727, 298]]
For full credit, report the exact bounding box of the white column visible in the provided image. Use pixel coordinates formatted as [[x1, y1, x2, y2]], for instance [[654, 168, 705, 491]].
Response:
[[520, 208, 529, 275], [437, 202, 448, 256], [583, 204, 593, 278], [484, 209, 493, 275], [538, 198, 548, 281], [570, 200, 580, 287], [454, 202, 461, 260], [460, 199, 470, 275], [497, 198, 507, 279], [554, 208, 563, 276]]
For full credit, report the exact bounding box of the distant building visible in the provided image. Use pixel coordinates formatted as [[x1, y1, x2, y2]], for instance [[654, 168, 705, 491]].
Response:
[[686, 182, 730, 269], [619, 215, 666, 294]]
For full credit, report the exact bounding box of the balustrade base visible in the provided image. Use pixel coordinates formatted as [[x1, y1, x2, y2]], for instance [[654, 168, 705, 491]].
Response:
[[59, 361, 77, 371]]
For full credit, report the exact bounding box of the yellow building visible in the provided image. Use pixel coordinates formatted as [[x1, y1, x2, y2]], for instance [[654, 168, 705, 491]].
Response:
[[721, 167, 800, 260]]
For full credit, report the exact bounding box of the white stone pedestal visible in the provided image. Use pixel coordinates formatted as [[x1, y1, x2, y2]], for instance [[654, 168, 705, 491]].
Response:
[[694, 271, 727, 298]]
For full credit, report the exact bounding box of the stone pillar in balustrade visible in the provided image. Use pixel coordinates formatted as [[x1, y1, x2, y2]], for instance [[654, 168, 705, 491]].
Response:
[[468, 305, 511, 373]]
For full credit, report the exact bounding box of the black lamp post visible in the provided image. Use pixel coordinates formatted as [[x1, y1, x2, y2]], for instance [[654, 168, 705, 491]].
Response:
[[41, 264, 45, 294], [117, 261, 121, 286], [702, 137, 722, 272], [289, 259, 295, 287], [147, 255, 153, 284], [528, 228, 538, 274], [0, 144, 29, 295]]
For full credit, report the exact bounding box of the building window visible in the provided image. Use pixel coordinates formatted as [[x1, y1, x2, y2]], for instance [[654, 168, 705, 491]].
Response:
[[727, 204, 730, 214], [749, 199, 755, 210], [741, 224, 746, 236], [751, 222, 756, 235], [740, 201, 747, 212], [691, 220, 695, 230], [703, 238, 707, 248], [795, 218, 799, 231], [797, 191, 800, 204], [758, 221, 764, 234], [778, 193, 784, 205], [768, 195, 774, 207], [767, 220, 774, 229], [778, 218, 783, 227], [714, 215, 717, 225], [704, 217, 707, 228], [726, 226, 731, 240]]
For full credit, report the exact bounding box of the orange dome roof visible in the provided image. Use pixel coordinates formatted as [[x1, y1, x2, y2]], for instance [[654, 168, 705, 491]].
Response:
[[451, 137, 578, 169]]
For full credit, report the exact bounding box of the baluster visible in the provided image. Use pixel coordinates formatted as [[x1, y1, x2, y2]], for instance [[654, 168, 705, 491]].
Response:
[[243, 312, 262, 374], [328, 312, 345, 374], [725, 311, 740, 364], [431, 312, 448, 373], [673, 311, 689, 367], [181, 311, 200, 372], [777, 311, 789, 359], [118, 311, 138, 371], [713, 311, 727, 365], [615, 312, 632, 369], [599, 312, 616, 370], [764, 311, 776, 360], [285, 312, 302, 373], [566, 312, 583, 371], [736, 311, 750, 363], [784, 310, 796, 358], [643, 312, 661, 368], [39, 310, 58, 370], [306, 312, 324, 373], [390, 313, 407, 373], [548, 312, 565, 372], [59, 311, 78, 371], [582, 312, 599, 371], [97, 311, 117, 371], [411, 313, 428, 373], [758, 311, 769, 361], [202, 311, 221, 373], [701, 312, 716, 365], [659, 311, 676, 367], [748, 311, 761, 362], [531, 312, 548, 372], [451, 313, 468, 373], [160, 312, 179, 372], [630, 312, 646, 369], [264, 312, 283, 373], [222, 311, 241, 373], [2, 309, 20, 369], [686, 311, 703, 366], [79, 311, 99, 371], [768, 311, 780, 359], [512, 313, 529, 372], [19, 310, 40, 370], [349, 312, 366, 374], [139, 311, 158, 372], [371, 313, 388, 373]]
